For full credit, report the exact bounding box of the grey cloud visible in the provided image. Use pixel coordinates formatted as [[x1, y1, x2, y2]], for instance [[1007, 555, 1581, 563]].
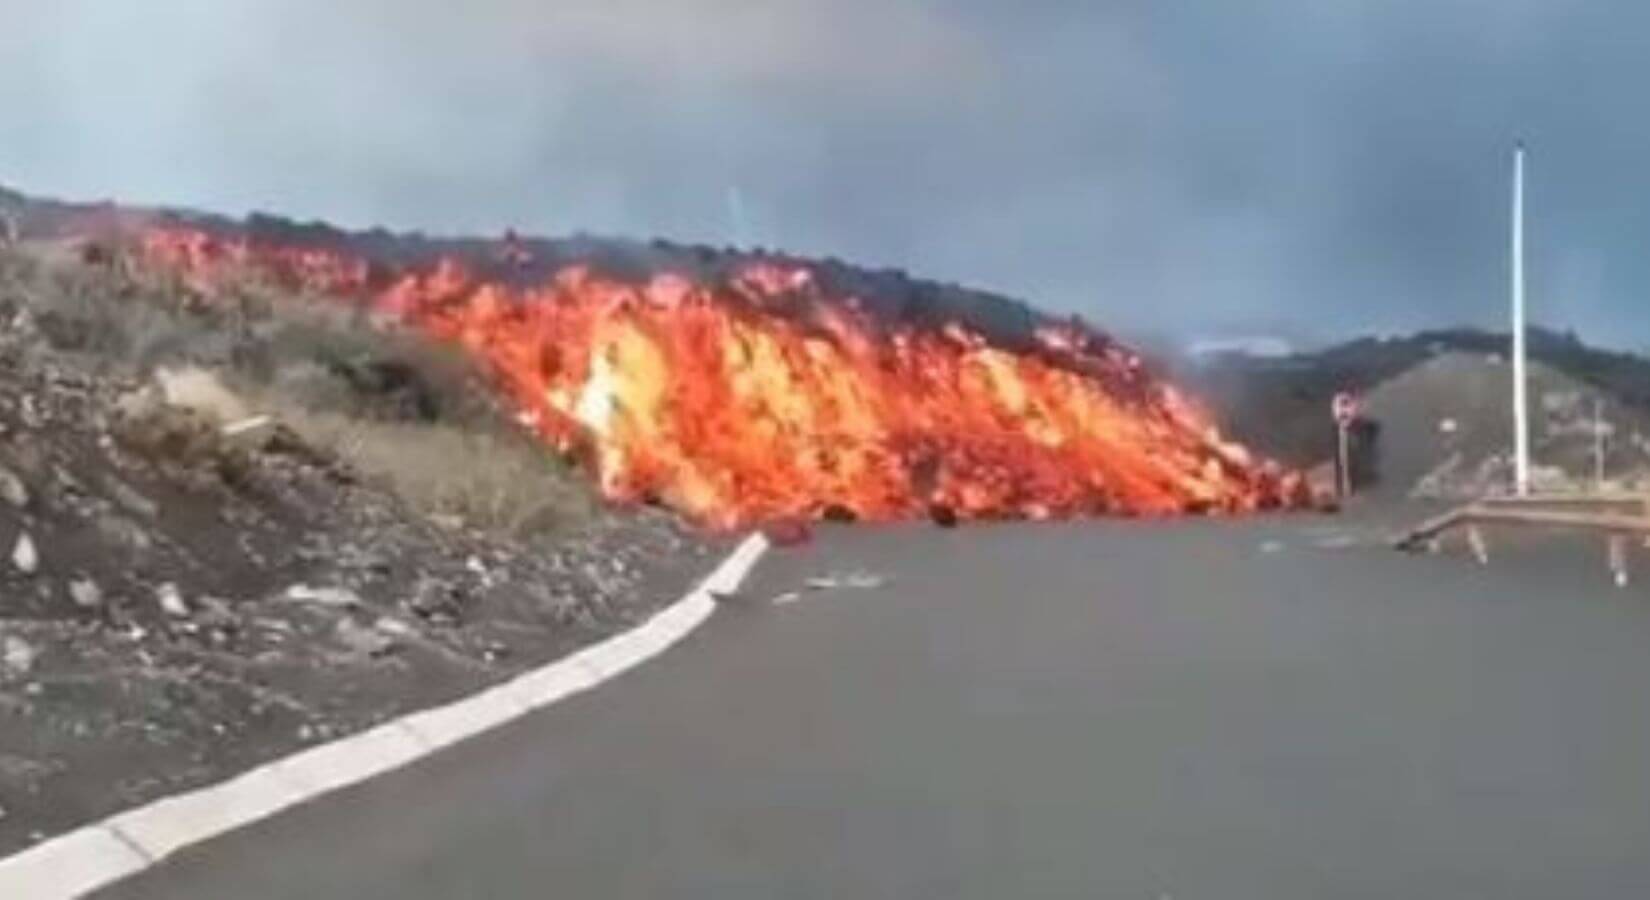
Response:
[[2, 1, 1648, 346]]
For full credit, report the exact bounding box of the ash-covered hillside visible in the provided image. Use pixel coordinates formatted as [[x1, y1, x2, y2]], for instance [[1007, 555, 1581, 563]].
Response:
[[1184, 327, 1650, 495], [0, 222, 718, 855]]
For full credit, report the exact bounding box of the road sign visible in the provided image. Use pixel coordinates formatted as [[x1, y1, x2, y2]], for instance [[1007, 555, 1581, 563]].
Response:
[[1332, 391, 1359, 426], [1332, 391, 1358, 499]]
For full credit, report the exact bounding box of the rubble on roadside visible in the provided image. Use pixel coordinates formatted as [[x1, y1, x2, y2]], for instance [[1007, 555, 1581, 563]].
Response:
[[1411, 450, 1640, 500], [803, 571, 888, 592], [0, 245, 718, 855]]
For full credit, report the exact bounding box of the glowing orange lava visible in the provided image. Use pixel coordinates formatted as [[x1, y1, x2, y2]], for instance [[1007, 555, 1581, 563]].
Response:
[[140, 227, 1308, 529]]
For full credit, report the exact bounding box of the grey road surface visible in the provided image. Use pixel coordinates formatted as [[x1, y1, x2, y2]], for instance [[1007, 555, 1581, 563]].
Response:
[[98, 517, 1650, 898]]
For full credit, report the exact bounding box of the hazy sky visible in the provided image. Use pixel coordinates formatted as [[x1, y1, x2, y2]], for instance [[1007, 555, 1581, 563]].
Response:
[[3, 1, 1648, 345]]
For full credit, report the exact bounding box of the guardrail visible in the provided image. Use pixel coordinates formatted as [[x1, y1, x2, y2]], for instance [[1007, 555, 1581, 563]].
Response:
[[1392, 493, 1650, 587], [1475, 492, 1650, 516]]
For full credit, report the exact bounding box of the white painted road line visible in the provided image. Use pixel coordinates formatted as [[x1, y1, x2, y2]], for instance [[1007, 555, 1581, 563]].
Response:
[[0, 827, 149, 899], [106, 766, 315, 863], [404, 684, 532, 749], [501, 655, 599, 712], [0, 532, 769, 899], [270, 722, 431, 795]]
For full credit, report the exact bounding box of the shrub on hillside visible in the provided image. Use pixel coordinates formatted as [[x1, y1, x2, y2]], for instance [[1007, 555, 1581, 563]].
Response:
[[0, 243, 596, 539]]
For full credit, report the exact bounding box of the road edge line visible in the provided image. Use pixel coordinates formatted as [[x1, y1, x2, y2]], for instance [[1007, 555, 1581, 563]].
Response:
[[0, 532, 769, 899]]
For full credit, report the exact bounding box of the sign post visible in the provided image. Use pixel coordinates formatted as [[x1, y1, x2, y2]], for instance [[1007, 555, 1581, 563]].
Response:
[[1332, 392, 1358, 499], [1594, 396, 1607, 491]]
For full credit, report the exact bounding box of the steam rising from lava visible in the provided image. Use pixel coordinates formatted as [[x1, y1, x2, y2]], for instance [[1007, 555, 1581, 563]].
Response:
[[140, 227, 1307, 529]]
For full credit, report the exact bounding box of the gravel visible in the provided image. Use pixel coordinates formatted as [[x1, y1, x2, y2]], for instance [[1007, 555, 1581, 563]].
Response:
[[0, 247, 723, 856]]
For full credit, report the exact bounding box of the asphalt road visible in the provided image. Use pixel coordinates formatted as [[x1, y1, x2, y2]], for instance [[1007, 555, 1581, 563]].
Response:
[[98, 515, 1650, 898]]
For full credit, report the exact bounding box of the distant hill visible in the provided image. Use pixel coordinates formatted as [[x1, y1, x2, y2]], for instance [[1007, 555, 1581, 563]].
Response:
[[1184, 328, 1650, 495], [1362, 352, 1650, 496]]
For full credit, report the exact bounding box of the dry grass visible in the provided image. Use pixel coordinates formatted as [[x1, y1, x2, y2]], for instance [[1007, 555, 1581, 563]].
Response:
[[2, 242, 599, 539], [248, 393, 595, 536]]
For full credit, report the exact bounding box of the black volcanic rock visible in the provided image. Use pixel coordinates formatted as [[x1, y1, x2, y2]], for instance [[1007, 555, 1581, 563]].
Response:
[[1, 183, 1121, 377]]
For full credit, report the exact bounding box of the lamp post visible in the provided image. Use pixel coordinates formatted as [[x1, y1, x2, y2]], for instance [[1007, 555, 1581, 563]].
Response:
[[1511, 142, 1531, 496]]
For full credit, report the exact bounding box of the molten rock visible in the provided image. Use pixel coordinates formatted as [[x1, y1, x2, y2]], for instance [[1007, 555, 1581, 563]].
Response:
[[762, 518, 814, 547], [139, 227, 1309, 530]]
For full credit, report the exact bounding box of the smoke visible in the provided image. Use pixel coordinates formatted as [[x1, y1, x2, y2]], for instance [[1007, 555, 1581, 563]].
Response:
[[0, 1, 982, 230], [4, 1, 1650, 345]]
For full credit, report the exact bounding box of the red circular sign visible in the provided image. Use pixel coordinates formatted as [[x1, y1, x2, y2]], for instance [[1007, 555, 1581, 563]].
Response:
[[1332, 392, 1358, 425]]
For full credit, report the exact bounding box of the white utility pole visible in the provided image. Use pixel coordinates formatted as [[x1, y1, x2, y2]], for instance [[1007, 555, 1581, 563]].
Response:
[[1512, 142, 1532, 496]]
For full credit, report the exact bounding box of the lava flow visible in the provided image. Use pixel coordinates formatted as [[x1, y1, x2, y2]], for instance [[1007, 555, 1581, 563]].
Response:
[[140, 226, 1308, 530]]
